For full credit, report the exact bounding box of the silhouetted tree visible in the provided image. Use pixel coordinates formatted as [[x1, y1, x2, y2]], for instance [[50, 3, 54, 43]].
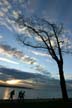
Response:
[[16, 15, 72, 100]]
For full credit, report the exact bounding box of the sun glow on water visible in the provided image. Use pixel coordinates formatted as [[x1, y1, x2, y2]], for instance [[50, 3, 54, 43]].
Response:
[[3, 88, 10, 99]]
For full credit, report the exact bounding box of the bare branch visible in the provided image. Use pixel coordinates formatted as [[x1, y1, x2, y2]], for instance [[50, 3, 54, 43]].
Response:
[[18, 36, 47, 49], [38, 29, 58, 61], [50, 24, 63, 62]]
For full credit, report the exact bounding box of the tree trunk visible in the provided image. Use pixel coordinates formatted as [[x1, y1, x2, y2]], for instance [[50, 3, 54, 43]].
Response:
[[58, 62, 68, 100]]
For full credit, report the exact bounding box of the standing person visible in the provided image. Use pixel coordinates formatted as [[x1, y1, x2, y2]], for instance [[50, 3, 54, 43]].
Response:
[[22, 91, 25, 99], [18, 90, 22, 100], [9, 90, 15, 100], [18, 90, 25, 100]]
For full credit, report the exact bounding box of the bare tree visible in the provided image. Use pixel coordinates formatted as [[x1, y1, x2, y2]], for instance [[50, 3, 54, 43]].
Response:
[[16, 15, 72, 100]]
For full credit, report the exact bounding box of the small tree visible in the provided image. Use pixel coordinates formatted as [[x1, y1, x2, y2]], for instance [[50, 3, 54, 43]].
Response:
[[16, 15, 72, 100]]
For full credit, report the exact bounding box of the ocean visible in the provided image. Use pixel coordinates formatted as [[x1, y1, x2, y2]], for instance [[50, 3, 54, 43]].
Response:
[[0, 86, 72, 99]]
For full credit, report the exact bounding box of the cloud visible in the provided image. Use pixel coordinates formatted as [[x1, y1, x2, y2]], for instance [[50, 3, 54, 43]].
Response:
[[5, 78, 38, 88], [0, 16, 15, 32], [1, 7, 9, 13], [64, 73, 72, 80], [0, 35, 3, 39], [1, 0, 9, 6], [0, 0, 37, 34], [0, 0, 11, 9], [34, 64, 48, 74], [31, 50, 51, 57], [0, 1, 17, 32], [12, 10, 19, 19], [0, 67, 53, 90], [0, 57, 19, 65], [0, 11, 4, 16], [59, 33, 72, 51], [0, 0, 11, 17], [34, 64, 44, 72], [35, 36, 43, 42], [24, 0, 37, 14], [0, 44, 37, 65], [0, 67, 50, 83]]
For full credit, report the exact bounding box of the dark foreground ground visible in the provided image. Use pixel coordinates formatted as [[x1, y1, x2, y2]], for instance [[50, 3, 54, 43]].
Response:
[[0, 99, 72, 108]]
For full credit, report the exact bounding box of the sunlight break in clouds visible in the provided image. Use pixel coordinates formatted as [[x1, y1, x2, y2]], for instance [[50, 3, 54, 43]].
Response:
[[0, 57, 19, 64], [6, 79, 21, 85]]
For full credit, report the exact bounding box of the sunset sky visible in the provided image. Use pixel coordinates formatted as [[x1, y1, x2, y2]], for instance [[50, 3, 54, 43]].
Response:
[[0, 0, 72, 98]]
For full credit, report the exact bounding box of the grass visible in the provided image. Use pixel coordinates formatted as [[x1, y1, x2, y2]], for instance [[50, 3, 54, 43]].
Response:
[[0, 99, 72, 108]]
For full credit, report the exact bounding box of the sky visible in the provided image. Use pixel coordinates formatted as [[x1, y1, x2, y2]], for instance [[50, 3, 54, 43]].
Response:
[[0, 0, 72, 99]]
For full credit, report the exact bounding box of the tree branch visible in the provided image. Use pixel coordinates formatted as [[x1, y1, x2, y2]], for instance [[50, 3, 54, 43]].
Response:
[[51, 24, 63, 63], [17, 36, 47, 49], [38, 29, 59, 61]]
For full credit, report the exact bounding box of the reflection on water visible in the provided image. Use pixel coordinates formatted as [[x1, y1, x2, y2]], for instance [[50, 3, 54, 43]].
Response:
[[3, 88, 18, 99], [3, 88, 10, 99]]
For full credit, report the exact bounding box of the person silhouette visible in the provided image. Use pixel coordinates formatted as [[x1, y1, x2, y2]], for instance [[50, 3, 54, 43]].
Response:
[[18, 90, 22, 100], [9, 90, 15, 100], [18, 90, 25, 100], [21, 91, 25, 99]]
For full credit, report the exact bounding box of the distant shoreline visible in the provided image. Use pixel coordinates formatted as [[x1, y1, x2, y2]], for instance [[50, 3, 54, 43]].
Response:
[[0, 84, 33, 89]]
